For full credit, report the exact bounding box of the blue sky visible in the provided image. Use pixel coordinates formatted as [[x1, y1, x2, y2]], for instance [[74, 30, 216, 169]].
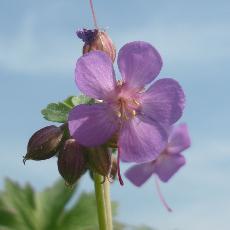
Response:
[[0, 0, 230, 229]]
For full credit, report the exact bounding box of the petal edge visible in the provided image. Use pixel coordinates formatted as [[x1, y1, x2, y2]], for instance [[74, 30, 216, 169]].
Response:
[[118, 41, 162, 89], [75, 51, 116, 100]]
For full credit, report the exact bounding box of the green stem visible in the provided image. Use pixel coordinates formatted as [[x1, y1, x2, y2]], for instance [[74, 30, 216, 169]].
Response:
[[103, 179, 113, 230], [94, 173, 108, 230]]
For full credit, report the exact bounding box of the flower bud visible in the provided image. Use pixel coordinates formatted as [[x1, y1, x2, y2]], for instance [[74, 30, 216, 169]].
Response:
[[58, 139, 86, 186], [77, 28, 116, 62], [86, 146, 112, 177], [23, 125, 63, 163], [77, 28, 98, 44]]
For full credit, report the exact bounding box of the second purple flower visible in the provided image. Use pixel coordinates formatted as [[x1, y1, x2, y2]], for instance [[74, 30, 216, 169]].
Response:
[[68, 41, 185, 163]]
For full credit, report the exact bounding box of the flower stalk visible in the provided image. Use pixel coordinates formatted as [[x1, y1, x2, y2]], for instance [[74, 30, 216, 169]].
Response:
[[94, 172, 113, 230], [103, 179, 113, 230]]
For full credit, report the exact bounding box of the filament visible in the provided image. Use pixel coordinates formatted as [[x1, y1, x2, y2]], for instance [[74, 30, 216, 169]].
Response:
[[89, 0, 98, 29], [154, 176, 172, 212], [117, 146, 124, 186]]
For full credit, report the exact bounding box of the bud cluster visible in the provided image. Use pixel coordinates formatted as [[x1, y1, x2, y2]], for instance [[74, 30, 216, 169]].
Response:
[[24, 123, 117, 186]]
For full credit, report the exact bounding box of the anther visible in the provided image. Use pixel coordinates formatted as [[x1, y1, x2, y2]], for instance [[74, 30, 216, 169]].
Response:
[[132, 110, 136, 117], [133, 99, 140, 106], [117, 112, 121, 118], [117, 80, 123, 86]]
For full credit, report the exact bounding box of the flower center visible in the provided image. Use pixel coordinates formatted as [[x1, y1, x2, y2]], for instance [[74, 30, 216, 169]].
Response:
[[115, 81, 141, 120], [116, 98, 139, 120]]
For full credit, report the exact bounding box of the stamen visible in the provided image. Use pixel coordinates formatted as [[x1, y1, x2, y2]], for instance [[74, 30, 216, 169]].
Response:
[[117, 111, 121, 118], [89, 0, 98, 29], [133, 99, 140, 106], [154, 176, 172, 212], [132, 110, 136, 117], [95, 99, 103, 103], [117, 80, 123, 86], [120, 99, 129, 120], [117, 146, 124, 186], [123, 113, 129, 120]]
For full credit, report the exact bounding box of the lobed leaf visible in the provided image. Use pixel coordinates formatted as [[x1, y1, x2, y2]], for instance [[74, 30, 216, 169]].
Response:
[[41, 103, 70, 123], [41, 95, 93, 123], [35, 180, 77, 230]]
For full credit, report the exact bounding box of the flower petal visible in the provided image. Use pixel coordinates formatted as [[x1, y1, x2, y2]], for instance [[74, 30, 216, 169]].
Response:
[[140, 78, 185, 126], [117, 41, 162, 89], [118, 115, 167, 163], [125, 162, 155, 187], [167, 123, 191, 154], [68, 103, 118, 147], [75, 51, 116, 100], [155, 154, 185, 182]]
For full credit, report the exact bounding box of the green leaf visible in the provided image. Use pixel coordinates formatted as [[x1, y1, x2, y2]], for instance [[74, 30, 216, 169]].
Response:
[[62, 96, 76, 108], [71, 95, 93, 106], [1, 179, 36, 230], [41, 103, 70, 123], [0, 208, 18, 228], [35, 180, 77, 230], [0, 178, 154, 230], [41, 95, 93, 123], [58, 192, 98, 230], [0, 179, 78, 230]]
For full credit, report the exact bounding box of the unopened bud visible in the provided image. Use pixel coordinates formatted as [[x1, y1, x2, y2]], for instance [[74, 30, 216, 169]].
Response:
[[23, 125, 63, 163], [77, 28, 116, 62], [86, 147, 112, 177], [58, 139, 86, 186], [77, 28, 98, 44]]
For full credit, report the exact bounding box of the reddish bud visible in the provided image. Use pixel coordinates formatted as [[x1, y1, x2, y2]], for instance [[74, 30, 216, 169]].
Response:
[[23, 125, 63, 163], [58, 139, 86, 186], [77, 29, 116, 62], [86, 147, 112, 177]]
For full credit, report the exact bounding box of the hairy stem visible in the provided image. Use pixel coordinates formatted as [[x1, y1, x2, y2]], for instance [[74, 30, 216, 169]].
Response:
[[94, 173, 113, 229]]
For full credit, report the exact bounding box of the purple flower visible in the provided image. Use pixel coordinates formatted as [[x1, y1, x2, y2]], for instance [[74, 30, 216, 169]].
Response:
[[68, 41, 185, 164], [125, 123, 191, 186]]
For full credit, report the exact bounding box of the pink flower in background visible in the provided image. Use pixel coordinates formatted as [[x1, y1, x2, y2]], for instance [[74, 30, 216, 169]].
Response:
[[68, 41, 185, 165], [125, 123, 191, 186]]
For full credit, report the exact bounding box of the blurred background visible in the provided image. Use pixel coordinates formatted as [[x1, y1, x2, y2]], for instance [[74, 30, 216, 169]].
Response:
[[0, 0, 230, 229]]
